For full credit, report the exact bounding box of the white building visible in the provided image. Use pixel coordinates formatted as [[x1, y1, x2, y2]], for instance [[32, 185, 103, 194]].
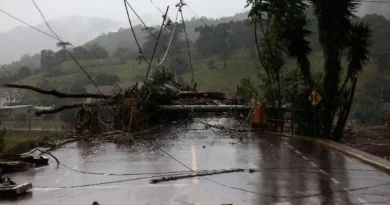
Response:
[[0, 105, 31, 116], [0, 88, 22, 107]]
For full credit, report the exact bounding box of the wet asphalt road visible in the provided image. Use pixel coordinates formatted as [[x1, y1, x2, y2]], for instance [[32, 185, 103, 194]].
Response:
[[2, 118, 390, 205]]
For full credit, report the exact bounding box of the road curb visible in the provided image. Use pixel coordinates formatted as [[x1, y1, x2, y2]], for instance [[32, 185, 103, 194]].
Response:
[[268, 132, 390, 174]]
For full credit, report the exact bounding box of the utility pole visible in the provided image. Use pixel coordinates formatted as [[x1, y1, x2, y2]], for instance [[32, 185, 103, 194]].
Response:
[[365, 104, 368, 124], [28, 106, 31, 131], [380, 85, 384, 126]]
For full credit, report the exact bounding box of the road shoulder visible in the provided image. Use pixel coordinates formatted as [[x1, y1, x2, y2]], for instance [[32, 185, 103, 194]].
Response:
[[270, 132, 390, 174]]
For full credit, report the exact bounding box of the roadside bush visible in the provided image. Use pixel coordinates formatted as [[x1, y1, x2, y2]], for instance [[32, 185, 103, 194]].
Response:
[[60, 110, 77, 125], [236, 77, 259, 103], [284, 70, 325, 136]]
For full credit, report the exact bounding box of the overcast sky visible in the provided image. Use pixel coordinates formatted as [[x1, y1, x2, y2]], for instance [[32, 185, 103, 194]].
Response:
[[0, 0, 248, 32], [1, 0, 387, 33]]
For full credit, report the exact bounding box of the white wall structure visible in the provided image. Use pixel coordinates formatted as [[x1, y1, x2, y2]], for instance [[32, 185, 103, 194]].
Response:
[[0, 88, 22, 107]]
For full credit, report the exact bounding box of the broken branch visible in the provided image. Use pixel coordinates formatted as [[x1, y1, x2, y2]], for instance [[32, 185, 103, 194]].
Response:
[[35, 102, 115, 116], [178, 91, 226, 99], [4, 84, 111, 99]]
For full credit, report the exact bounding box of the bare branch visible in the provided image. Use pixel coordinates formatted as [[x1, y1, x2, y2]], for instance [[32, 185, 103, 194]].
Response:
[[35, 102, 115, 116], [3, 84, 111, 99], [254, 17, 274, 101], [178, 91, 226, 99], [124, 0, 150, 65]]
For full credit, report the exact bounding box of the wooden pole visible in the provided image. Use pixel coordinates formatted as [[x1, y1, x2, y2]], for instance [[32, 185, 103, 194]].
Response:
[[144, 6, 170, 83], [158, 105, 252, 112], [28, 106, 31, 131]]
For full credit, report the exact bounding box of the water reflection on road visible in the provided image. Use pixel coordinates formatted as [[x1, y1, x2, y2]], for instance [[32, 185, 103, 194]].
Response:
[[3, 118, 390, 205]]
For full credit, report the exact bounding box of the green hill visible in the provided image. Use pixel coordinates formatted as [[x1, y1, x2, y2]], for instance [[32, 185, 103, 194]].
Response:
[[2, 10, 389, 127]]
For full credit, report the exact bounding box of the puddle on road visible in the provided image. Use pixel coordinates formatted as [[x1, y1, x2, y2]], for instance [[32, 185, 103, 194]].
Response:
[[4, 118, 390, 205]]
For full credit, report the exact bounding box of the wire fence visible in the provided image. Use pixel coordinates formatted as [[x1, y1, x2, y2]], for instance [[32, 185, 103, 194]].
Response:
[[0, 112, 67, 131]]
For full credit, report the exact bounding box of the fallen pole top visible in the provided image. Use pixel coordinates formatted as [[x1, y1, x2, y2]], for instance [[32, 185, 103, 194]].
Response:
[[157, 105, 252, 112]]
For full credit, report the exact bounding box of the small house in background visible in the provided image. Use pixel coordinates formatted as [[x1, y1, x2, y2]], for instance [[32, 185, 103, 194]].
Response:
[[0, 105, 53, 118], [0, 88, 22, 107], [0, 105, 32, 117]]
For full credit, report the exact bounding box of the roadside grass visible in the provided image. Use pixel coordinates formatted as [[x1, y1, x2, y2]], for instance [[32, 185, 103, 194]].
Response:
[[3, 130, 59, 151], [183, 57, 259, 91], [1, 119, 64, 130]]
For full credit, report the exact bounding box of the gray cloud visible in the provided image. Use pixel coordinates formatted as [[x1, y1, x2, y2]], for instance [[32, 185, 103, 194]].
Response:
[[0, 0, 248, 32], [357, 2, 390, 18], [2, 0, 387, 33]]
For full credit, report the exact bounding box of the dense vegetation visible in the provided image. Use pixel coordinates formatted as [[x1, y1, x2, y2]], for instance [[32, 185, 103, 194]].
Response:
[[1, 5, 389, 135]]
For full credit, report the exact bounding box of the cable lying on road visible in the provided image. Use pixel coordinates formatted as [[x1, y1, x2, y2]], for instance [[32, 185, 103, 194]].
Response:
[[59, 162, 248, 177], [145, 128, 390, 199], [149, 169, 245, 184], [194, 120, 263, 132], [35, 175, 161, 189], [30, 119, 390, 199], [34, 169, 245, 189]]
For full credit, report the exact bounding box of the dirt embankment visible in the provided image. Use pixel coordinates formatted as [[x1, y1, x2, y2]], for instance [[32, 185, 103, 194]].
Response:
[[342, 126, 390, 159]]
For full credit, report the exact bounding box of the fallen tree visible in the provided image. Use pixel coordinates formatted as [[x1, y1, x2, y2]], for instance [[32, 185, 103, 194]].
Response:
[[3, 69, 246, 136], [178, 91, 226, 100], [4, 84, 111, 99], [35, 102, 115, 116]]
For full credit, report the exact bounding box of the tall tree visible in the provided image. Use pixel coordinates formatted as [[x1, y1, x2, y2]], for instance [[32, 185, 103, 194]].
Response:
[[142, 23, 186, 61], [112, 47, 137, 63], [247, 0, 372, 141], [40, 50, 55, 70], [195, 22, 244, 68], [17, 66, 31, 79], [72, 46, 91, 60], [87, 43, 109, 58], [310, 0, 372, 140]]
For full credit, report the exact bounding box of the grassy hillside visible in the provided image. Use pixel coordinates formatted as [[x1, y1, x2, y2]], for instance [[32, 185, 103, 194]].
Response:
[[19, 59, 148, 92], [16, 50, 381, 94]]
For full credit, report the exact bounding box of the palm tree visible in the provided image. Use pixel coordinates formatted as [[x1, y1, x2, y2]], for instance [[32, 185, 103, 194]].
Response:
[[333, 22, 372, 141], [247, 0, 372, 141], [309, 0, 372, 140]]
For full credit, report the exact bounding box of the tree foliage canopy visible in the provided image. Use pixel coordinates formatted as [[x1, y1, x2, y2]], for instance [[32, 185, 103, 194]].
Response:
[[17, 66, 31, 79], [247, 0, 373, 141]]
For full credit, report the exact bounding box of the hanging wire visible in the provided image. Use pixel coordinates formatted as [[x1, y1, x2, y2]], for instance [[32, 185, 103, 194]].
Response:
[[124, 0, 150, 66], [156, 9, 180, 67], [177, 0, 196, 89]]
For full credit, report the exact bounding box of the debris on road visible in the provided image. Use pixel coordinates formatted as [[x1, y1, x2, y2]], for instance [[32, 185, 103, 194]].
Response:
[[0, 161, 29, 173], [149, 169, 245, 184], [0, 172, 32, 198], [0, 154, 49, 173], [0, 182, 32, 198]]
